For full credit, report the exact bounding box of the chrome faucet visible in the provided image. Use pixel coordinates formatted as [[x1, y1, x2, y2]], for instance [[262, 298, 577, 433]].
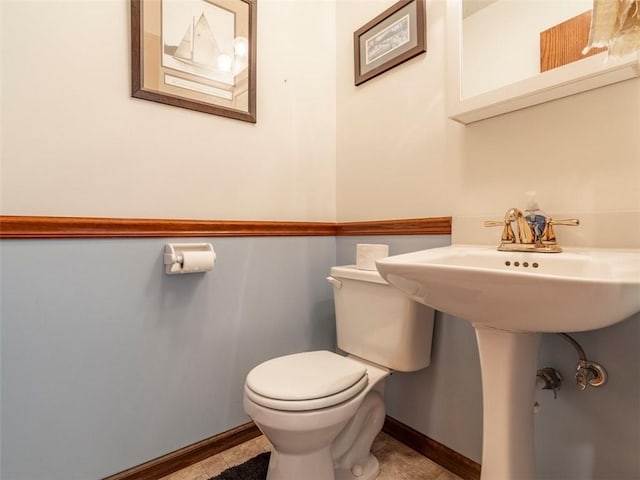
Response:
[[484, 208, 579, 253]]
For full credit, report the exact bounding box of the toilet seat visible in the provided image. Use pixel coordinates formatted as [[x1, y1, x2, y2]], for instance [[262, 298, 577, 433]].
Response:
[[245, 350, 369, 411]]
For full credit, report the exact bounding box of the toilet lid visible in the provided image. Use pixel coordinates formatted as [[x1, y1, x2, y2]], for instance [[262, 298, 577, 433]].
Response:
[[246, 350, 367, 402]]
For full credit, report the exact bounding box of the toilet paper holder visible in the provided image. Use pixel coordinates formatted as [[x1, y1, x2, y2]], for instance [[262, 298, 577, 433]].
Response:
[[164, 243, 216, 275]]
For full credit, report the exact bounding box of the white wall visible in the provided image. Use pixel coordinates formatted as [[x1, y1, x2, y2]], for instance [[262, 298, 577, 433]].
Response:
[[336, 0, 640, 236], [337, 0, 454, 221], [6, 0, 637, 229], [0, 0, 336, 222]]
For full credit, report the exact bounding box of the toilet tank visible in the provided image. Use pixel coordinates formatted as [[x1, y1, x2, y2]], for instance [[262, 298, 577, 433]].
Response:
[[329, 265, 434, 372]]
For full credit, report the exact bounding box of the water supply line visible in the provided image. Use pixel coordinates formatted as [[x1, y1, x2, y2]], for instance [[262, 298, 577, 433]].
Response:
[[557, 333, 608, 390], [533, 333, 607, 413]]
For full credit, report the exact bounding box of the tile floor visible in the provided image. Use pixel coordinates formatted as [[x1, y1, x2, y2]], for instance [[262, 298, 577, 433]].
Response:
[[159, 431, 463, 480]]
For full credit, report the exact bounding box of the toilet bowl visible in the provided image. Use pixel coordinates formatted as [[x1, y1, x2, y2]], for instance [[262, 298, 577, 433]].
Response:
[[243, 265, 435, 480], [244, 351, 390, 480]]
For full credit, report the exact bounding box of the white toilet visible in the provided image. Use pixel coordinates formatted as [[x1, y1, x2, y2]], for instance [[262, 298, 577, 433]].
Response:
[[243, 265, 435, 480]]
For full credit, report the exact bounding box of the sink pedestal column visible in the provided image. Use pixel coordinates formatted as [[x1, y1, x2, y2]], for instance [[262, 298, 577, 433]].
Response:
[[474, 325, 542, 480]]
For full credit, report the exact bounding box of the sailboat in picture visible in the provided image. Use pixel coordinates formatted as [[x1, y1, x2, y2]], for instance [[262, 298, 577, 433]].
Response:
[[163, 12, 234, 86], [174, 14, 219, 68]]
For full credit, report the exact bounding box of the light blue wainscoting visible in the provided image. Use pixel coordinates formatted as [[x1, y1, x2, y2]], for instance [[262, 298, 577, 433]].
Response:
[[534, 315, 640, 480], [1, 236, 336, 479], [3, 233, 637, 480]]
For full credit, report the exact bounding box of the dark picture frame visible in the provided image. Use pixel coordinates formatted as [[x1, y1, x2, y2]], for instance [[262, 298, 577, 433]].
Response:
[[131, 0, 257, 123], [354, 0, 426, 86]]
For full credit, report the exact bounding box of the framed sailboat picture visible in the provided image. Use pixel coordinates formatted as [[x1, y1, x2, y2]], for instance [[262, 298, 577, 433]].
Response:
[[131, 0, 257, 123]]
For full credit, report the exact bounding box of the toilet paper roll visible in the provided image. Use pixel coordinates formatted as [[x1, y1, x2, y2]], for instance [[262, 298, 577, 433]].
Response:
[[181, 250, 216, 273], [356, 244, 389, 270]]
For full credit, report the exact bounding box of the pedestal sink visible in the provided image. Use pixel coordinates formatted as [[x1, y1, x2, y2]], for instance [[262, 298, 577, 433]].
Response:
[[376, 245, 640, 480]]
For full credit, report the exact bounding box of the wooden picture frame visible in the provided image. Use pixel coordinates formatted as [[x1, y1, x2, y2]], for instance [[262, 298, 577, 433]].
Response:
[[131, 0, 257, 123], [354, 0, 426, 86]]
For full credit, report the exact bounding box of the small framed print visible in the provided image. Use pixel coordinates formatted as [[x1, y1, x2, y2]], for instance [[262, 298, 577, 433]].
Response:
[[354, 0, 426, 86]]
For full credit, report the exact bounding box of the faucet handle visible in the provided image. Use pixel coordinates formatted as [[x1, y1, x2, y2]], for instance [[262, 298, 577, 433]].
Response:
[[484, 220, 515, 243], [541, 218, 580, 244], [549, 218, 580, 227]]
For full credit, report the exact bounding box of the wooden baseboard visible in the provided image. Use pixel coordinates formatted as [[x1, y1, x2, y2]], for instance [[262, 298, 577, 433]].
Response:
[[102, 422, 261, 480], [383, 416, 481, 480], [103, 417, 479, 480]]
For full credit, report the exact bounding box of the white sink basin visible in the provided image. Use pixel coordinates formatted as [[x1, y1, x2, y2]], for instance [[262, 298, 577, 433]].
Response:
[[376, 245, 640, 333], [376, 244, 640, 480]]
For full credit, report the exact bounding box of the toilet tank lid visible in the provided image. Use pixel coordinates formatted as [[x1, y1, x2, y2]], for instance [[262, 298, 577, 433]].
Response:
[[246, 350, 367, 401], [330, 265, 388, 285]]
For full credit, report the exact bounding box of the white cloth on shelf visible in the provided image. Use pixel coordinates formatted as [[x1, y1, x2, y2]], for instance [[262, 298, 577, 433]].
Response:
[[584, 0, 640, 57]]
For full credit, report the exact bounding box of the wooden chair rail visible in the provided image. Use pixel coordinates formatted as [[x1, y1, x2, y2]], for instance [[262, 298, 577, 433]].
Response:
[[0, 215, 451, 238]]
